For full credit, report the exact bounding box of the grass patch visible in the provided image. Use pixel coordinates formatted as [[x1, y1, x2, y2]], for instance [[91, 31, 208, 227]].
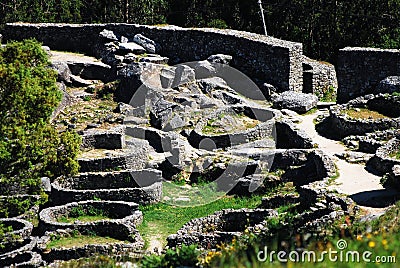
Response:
[[58, 215, 110, 223], [138, 195, 264, 247], [47, 234, 123, 249], [343, 108, 388, 120], [302, 107, 318, 115], [202, 112, 259, 135], [57, 205, 110, 223]]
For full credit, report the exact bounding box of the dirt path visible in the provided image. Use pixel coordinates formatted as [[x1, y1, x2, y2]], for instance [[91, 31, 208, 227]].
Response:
[[296, 112, 391, 215]]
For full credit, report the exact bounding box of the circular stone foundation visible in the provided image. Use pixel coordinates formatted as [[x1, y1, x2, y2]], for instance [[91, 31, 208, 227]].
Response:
[[326, 94, 400, 138], [368, 138, 400, 175], [0, 218, 33, 243], [189, 106, 277, 150], [0, 237, 37, 260], [0, 251, 42, 268], [37, 226, 144, 263], [51, 169, 162, 205], [39, 200, 142, 233]]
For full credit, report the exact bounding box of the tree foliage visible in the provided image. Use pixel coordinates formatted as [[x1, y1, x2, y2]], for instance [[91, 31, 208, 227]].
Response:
[[0, 39, 81, 198]]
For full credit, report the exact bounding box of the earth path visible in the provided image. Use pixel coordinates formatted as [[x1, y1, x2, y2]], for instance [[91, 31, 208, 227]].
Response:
[[296, 111, 396, 215]]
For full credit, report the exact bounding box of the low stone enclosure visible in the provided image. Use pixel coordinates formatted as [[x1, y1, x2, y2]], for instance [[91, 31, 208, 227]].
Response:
[[0, 218, 40, 267], [367, 138, 400, 176], [319, 94, 400, 139], [38, 201, 143, 233], [188, 106, 276, 150], [36, 228, 143, 263]]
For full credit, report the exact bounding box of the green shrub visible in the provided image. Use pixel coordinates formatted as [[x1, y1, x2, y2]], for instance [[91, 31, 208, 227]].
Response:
[[141, 244, 200, 268], [0, 39, 81, 215], [207, 19, 228, 29]]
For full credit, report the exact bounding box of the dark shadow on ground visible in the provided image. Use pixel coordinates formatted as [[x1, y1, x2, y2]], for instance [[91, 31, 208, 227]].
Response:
[[350, 189, 400, 208], [315, 117, 342, 140]]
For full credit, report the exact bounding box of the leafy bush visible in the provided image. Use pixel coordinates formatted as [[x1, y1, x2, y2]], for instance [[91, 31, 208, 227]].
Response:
[[141, 244, 200, 268], [0, 39, 81, 215]]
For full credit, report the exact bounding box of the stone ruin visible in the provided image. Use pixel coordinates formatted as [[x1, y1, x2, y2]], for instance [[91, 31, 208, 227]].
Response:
[[0, 23, 399, 266]]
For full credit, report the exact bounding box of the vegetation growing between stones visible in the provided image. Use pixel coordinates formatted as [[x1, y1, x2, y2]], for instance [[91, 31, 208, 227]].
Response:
[[389, 149, 400, 160], [0, 39, 81, 220], [317, 85, 337, 102], [343, 108, 388, 120]]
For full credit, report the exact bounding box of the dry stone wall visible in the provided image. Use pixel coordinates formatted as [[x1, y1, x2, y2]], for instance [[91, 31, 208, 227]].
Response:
[[2, 23, 304, 94], [337, 47, 400, 103]]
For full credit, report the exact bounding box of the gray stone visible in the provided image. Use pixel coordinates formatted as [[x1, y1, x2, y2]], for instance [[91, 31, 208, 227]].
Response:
[[193, 60, 216, 79], [261, 83, 278, 98], [207, 54, 233, 65], [139, 54, 169, 65], [67, 60, 113, 82], [50, 61, 71, 84], [70, 74, 94, 87], [41, 177, 51, 192], [375, 76, 400, 94], [172, 65, 196, 88], [120, 36, 129, 43], [197, 77, 231, 95], [160, 68, 175, 89], [272, 91, 318, 113], [133, 34, 156, 53], [99, 29, 118, 41], [118, 42, 146, 55]]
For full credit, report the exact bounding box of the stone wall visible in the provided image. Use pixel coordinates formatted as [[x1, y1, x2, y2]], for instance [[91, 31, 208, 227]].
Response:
[[322, 94, 400, 138], [367, 138, 400, 175], [302, 57, 337, 99], [2, 23, 303, 94], [337, 47, 400, 103]]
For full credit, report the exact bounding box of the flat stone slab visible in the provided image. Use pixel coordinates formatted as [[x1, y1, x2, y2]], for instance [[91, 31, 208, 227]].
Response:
[[51, 51, 112, 82], [272, 91, 318, 113], [118, 42, 146, 55]]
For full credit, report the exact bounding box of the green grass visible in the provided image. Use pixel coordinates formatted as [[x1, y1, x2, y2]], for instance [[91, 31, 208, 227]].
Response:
[[138, 195, 264, 247], [389, 150, 400, 159], [343, 108, 388, 120], [57, 205, 110, 223], [318, 85, 337, 102], [302, 107, 318, 115], [58, 215, 110, 223], [47, 235, 123, 249]]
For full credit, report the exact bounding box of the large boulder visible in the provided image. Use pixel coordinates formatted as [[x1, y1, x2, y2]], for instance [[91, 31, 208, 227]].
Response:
[[133, 34, 157, 54], [272, 91, 318, 113], [99, 29, 118, 42], [375, 76, 400, 94], [50, 61, 71, 84], [207, 54, 233, 65], [116, 62, 175, 103], [118, 42, 146, 55]]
